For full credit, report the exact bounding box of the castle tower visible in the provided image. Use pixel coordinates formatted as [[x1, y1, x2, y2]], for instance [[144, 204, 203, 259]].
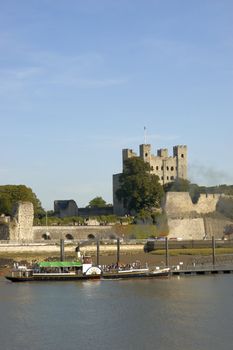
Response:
[[113, 143, 188, 215], [122, 148, 137, 171], [173, 145, 188, 179], [139, 144, 151, 163], [157, 149, 168, 158]]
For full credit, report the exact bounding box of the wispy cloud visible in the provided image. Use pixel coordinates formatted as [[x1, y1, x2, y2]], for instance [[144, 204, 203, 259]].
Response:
[[0, 50, 128, 97], [46, 76, 128, 88]]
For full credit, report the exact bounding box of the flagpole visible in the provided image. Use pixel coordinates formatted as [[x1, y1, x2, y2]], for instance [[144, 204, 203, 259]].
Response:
[[144, 126, 147, 144]]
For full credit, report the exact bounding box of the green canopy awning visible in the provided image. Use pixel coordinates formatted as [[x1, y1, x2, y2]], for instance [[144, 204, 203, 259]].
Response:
[[38, 261, 82, 268]]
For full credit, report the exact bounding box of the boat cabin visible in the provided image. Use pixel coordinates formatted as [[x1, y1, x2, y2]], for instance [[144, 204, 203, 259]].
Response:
[[35, 261, 83, 275]]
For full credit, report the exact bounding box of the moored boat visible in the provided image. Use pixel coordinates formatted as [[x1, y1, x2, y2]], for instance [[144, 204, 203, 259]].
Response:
[[5, 256, 102, 282], [102, 262, 170, 280]]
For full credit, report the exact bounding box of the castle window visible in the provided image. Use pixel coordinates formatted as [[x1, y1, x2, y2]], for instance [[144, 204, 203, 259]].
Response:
[[167, 176, 169, 180], [171, 166, 174, 171], [161, 166, 163, 170], [171, 176, 174, 180], [181, 154, 184, 158], [161, 176, 163, 180], [167, 166, 169, 171], [156, 166, 159, 171], [145, 153, 148, 157]]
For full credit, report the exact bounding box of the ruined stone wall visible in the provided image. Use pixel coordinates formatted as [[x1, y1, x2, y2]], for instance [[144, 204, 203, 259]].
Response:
[[0, 216, 10, 240], [0, 223, 10, 240], [163, 192, 221, 217], [33, 225, 116, 241], [164, 192, 233, 240], [167, 217, 233, 240], [168, 218, 205, 240], [54, 200, 79, 218], [113, 173, 127, 216], [204, 217, 233, 239], [10, 202, 34, 241]]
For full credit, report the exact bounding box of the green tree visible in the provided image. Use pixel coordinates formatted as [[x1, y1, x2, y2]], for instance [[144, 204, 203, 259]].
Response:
[[164, 179, 202, 203], [116, 157, 164, 214], [217, 197, 233, 219], [87, 196, 107, 208], [0, 185, 44, 217], [164, 178, 191, 192]]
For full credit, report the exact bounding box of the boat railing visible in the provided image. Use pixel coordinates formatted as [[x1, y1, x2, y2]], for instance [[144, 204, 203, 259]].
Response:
[[101, 261, 149, 273]]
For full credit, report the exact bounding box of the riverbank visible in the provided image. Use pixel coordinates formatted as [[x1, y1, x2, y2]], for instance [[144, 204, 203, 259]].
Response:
[[1, 244, 233, 277]]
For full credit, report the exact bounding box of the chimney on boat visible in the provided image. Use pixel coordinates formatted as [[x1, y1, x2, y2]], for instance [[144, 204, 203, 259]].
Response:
[[60, 239, 65, 261]]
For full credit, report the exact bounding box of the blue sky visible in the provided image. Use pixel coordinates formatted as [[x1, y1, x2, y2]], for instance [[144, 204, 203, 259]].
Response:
[[0, 0, 232, 210]]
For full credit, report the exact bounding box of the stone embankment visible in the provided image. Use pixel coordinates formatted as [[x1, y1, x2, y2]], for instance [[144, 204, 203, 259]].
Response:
[[0, 242, 144, 255], [164, 192, 233, 240]]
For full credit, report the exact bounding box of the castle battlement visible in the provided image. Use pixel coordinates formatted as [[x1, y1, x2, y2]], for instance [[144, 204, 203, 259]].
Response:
[[113, 143, 188, 215], [122, 143, 188, 185]]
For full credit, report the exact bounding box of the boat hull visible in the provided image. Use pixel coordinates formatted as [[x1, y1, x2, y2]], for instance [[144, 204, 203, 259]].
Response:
[[5, 274, 101, 282], [102, 270, 170, 280]]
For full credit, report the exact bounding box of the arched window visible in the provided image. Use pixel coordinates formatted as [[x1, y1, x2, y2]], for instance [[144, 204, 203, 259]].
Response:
[[88, 234, 95, 240], [66, 233, 74, 240], [42, 232, 51, 240]]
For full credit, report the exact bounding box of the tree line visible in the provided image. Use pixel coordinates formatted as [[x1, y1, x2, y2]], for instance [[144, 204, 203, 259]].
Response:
[[0, 158, 233, 222]]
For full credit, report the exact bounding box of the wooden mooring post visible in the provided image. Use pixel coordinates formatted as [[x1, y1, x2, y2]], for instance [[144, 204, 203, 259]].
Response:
[[212, 236, 216, 266], [165, 237, 169, 267], [116, 238, 120, 267], [96, 239, 100, 266]]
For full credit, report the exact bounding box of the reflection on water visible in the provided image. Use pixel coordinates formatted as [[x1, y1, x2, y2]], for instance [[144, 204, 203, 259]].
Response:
[[0, 275, 233, 350]]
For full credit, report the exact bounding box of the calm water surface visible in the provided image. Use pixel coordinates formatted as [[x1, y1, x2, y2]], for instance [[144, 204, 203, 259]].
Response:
[[0, 275, 233, 350]]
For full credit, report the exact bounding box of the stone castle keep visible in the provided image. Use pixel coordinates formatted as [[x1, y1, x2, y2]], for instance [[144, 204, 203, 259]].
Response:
[[113, 144, 187, 215], [124, 144, 187, 184]]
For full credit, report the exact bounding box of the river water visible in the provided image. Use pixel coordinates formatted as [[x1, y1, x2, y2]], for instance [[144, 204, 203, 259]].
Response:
[[0, 275, 233, 350]]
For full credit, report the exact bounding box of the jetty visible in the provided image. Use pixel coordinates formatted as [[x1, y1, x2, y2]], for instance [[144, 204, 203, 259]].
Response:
[[171, 264, 233, 276]]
